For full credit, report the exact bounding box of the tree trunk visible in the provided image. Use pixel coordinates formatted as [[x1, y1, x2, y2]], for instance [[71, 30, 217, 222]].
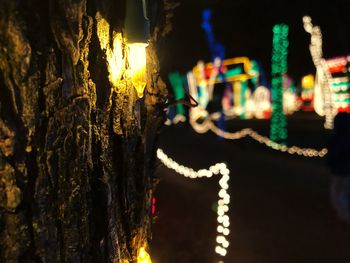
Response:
[[0, 0, 173, 262]]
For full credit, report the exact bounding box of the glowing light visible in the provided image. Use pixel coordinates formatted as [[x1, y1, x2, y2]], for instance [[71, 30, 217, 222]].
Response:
[[96, 13, 125, 87], [156, 149, 231, 258], [303, 16, 335, 129], [196, 61, 210, 110], [192, 57, 253, 85], [325, 56, 350, 113], [189, 56, 258, 123], [246, 86, 271, 119], [326, 56, 348, 73], [96, 13, 110, 50], [283, 88, 299, 115], [96, 12, 149, 97], [168, 72, 186, 123], [302, 74, 315, 89], [300, 74, 315, 111], [202, 9, 226, 61], [314, 70, 325, 116], [270, 24, 289, 143], [137, 247, 152, 263], [189, 115, 327, 158], [128, 43, 148, 98], [108, 33, 125, 86]]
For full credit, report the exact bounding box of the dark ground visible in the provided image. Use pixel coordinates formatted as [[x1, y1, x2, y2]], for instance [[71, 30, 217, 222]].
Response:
[[150, 112, 350, 263]]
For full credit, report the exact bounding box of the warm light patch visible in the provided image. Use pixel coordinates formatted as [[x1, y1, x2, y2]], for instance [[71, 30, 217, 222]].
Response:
[[96, 12, 125, 87], [137, 247, 152, 263], [96, 13, 109, 50], [302, 74, 315, 89], [128, 43, 148, 98], [108, 33, 124, 86]]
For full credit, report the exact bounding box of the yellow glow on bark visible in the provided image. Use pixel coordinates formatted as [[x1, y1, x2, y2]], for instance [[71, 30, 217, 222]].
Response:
[[137, 247, 152, 263], [96, 12, 125, 87]]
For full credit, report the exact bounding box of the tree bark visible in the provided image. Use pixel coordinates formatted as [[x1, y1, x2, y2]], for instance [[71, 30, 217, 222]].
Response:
[[0, 0, 173, 262]]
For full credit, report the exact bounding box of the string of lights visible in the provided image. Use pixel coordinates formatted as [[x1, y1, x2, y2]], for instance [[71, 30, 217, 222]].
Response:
[[303, 16, 335, 129], [190, 117, 328, 158], [247, 129, 327, 158], [156, 149, 231, 259]]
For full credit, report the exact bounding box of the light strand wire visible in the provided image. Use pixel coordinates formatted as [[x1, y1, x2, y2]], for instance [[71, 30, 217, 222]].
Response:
[[157, 149, 231, 260], [190, 117, 328, 158]]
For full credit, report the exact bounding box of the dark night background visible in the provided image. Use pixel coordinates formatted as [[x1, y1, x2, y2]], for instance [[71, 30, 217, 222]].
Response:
[[152, 1, 350, 262], [159, 0, 350, 82]]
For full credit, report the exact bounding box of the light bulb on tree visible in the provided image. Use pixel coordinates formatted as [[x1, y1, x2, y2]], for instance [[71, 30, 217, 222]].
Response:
[[125, 0, 150, 98], [128, 42, 148, 98]]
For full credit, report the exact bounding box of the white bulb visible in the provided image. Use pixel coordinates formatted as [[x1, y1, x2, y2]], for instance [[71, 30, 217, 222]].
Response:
[[220, 248, 227, 256], [219, 189, 227, 198], [215, 246, 223, 255], [222, 240, 229, 248], [216, 235, 225, 244], [223, 228, 230, 236], [217, 226, 224, 233]]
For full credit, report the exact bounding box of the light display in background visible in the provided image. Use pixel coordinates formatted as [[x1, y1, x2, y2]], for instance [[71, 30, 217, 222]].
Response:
[[187, 71, 206, 123], [190, 56, 273, 120], [270, 24, 289, 143], [308, 56, 350, 117], [325, 56, 350, 113], [170, 54, 319, 125], [301, 74, 315, 111], [196, 60, 211, 112], [166, 72, 187, 125], [162, 15, 334, 161], [303, 16, 335, 129], [283, 74, 300, 114], [246, 86, 272, 119], [202, 8, 226, 61]]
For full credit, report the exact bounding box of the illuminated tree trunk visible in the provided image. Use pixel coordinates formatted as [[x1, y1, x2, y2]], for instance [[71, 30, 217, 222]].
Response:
[[0, 0, 172, 262]]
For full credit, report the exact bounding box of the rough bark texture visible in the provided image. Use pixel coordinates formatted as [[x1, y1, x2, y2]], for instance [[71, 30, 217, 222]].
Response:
[[0, 0, 173, 262]]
